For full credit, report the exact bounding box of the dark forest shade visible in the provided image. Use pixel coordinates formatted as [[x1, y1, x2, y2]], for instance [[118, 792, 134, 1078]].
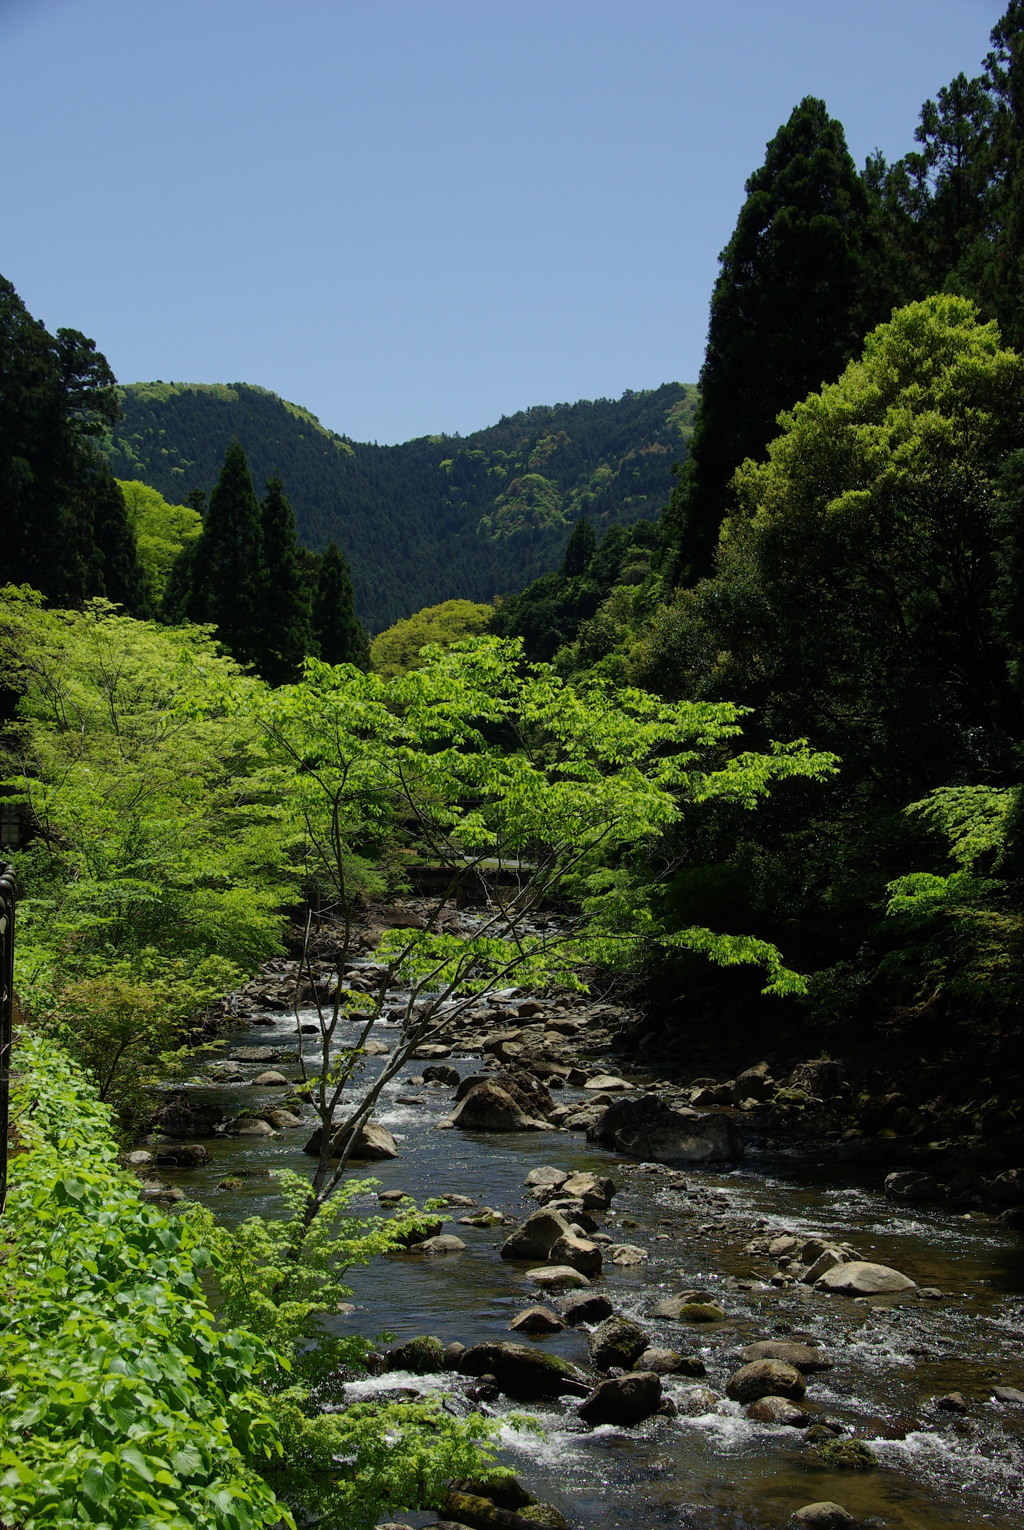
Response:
[[661, 98, 873, 587], [0, 276, 144, 610]]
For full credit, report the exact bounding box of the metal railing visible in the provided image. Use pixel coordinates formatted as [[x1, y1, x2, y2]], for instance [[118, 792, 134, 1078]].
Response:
[[0, 862, 15, 1214]]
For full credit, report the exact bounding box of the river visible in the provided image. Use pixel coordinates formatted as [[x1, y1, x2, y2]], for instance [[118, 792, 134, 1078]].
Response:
[[160, 985, 1024, 1530]]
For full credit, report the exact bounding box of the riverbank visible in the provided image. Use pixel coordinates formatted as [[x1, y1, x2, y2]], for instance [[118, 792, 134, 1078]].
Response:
[[132, 906, 1024, 1530]]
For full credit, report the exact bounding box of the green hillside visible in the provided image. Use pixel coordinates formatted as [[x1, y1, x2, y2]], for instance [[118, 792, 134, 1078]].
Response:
[[105, 381, 696, 629]]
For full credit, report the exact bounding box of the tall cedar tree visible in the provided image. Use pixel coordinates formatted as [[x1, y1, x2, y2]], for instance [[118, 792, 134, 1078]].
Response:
[[313, 542, 369, 668], [172, 440, 265, 666], [661, 98, 873, 586], [0, 275, 144, 609], [561, 518, 596, 578], [977, 2, 1024, 347], [256, 473, 313, 685]]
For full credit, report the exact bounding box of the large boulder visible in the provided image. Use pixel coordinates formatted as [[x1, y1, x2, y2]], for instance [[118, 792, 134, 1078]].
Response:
[[457, 1341, 590, 1399], [387, 1335, 446, 1373], [524, 1166, 569, 1189], [747, 1395, 810, 1427], [441, 1491, 566, 1530], [731, 1062, 774, 1104], [501, 1209, 573, 1261], [586, 1094, 743, 1164], [589, 1315, 650, 1371], [303, 1121, 399, 1159], [450, 1080, 545, 1132], [726, 1359, 806, 1404], [557, 1293, 614, 1326], [150, 1092, 224, 1139], [740, 1341, 832, 1374], [578, 1372, 663, 1427], [525, 1265, 591, 1290], [815, 1260, 916, 1296], [548, 1234, 602, 1276]]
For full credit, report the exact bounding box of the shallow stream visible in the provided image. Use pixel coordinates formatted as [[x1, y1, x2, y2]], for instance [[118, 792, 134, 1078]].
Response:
[[166, 993, 1024, 1530]]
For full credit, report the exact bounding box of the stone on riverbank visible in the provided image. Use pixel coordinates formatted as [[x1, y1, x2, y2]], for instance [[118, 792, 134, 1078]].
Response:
[[586, 1094, 743, 1164], [524, 1166, 569, 1189], [457, 1341, 590, 1399], [633, 1347, 683, 1374], [501, 1209, 573, 1261], [387, 1335, 446, 1372], [450, 1080, 546, 1132], [815, 1260, 916, 1295], [740, 1341, 832, 1373], [548, 1234, 602, 1276], [441, 1490, 567, 1530], [556, 1293, 614, 1326], [558, 1171, 616, 1208], [525, 1265, 590, 1290], [412, 1234, 466, 1254], [789, 1505, 858, 1529], [653, 1297, 725, 1323], [747, 1395, 810, 1427], [726, 1359, 806, 1403], [578, 1372, 663, 1427], [303, 1121, 399, 1160], [589, 1315, 649, 1370], [509, 1305, 564, 1335]]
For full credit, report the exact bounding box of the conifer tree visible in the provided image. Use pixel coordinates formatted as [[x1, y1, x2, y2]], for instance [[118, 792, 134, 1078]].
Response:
[[172, 440, 264, 666], [661, 98, 872, 586], [0, 275, 144, 609], [561, 518, 596, 579], [255, 473, 313, 685], [312, 542, 369, 668]]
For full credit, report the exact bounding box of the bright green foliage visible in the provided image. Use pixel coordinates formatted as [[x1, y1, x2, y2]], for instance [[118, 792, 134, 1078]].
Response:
[[254, 474, 314, 685], [169, 441, 266, 666], [0, 591, 297, 1119], [0, 274, 145, 611], [661, 97, 873, 585], [258, 636, 834, 995], [118, 479, 202, 606], [370, 598, 493, 676], [247, 636, 833, 1216], [3, 1038, 504, 1530], [0, 1036, 289, 1529], [312, 541, 370, 668]]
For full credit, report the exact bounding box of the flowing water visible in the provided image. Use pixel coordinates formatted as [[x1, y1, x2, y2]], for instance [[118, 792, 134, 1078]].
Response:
[[163, 988, 1024, 1530]]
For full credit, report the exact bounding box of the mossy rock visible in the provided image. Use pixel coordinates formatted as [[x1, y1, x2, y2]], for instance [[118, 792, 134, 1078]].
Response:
[[388, 1334, 446, 1373], [454, 1474, 536, 1511], [519, 1506, 569, 1529], [815, 1438, 878, 1470], [676, 1302, 726, 1323], [217, 1176, 247, 1191]]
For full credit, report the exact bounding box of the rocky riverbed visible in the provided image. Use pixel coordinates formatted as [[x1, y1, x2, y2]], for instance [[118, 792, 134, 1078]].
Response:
[[131, 907, 1024, 1530]]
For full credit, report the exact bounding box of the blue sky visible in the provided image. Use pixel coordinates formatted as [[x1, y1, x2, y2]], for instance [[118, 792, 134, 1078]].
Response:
[[0, 0, 1001, 442]]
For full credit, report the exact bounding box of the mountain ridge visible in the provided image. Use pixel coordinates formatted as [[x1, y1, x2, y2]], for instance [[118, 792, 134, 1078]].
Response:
[[106, 380, 696, 630]]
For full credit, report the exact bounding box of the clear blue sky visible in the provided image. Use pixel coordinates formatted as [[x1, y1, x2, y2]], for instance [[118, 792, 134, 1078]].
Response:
[[0, 0, 1002, 443]]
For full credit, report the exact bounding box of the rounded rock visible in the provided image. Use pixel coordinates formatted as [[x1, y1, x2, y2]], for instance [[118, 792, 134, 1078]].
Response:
[[726, 1359, 806, 1404]]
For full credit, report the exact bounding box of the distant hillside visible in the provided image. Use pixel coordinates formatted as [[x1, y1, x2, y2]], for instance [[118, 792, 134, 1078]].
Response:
[[106, 381, 696, 630]]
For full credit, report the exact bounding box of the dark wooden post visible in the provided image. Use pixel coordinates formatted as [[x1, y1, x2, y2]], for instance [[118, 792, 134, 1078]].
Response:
[[0, 863, 15, 1214]]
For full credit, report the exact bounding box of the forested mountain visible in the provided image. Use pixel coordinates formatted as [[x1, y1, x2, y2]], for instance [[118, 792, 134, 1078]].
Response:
[[104, 381, 696, 630]]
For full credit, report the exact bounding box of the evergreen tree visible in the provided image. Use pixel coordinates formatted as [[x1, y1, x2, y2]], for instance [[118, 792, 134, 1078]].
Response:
[[0, 275, 144, 608], [561, 518, 596, 578], [171, 440, 265, 666], [255, 473, 313, 685], [661, 98, 873, 586], [313, 542, 369, 668], [977, 1, 1024, 347]]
